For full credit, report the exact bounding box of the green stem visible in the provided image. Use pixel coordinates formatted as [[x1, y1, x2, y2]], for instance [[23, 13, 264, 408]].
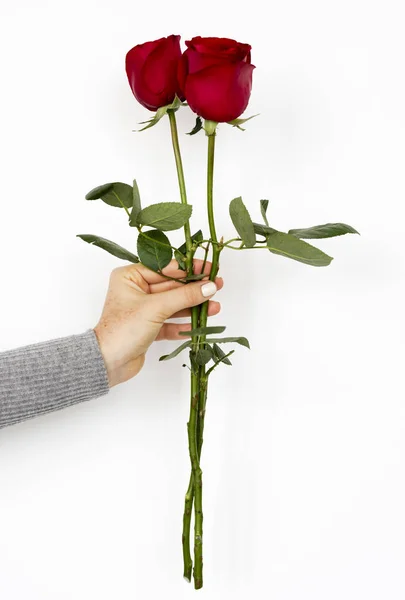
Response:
[[167, 110, 193, 263], [192, 131, 221, 590], [206, 134, 218, 245], [222, 237, 242, 246], [137, 230, 179, 252], [201, 242, 211, 276], [206, 350, 235, 377], [185, 359, 201, 585], [156, 272, 188, 284], [196, 239, 222, 246], [199, 133, 221, 330], [225, 244, 270, 250], [182, 364, 205, 583], [167, 109, 200, 582], [182, 476, 194, 582], [167, 110, 198, 321]]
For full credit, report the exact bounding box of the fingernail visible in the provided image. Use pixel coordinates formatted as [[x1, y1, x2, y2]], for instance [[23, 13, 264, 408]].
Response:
[[201, 282, 217, 298]]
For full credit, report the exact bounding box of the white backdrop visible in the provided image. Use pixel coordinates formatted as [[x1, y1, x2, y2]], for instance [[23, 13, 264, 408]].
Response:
[[1, 1, 404, 598]]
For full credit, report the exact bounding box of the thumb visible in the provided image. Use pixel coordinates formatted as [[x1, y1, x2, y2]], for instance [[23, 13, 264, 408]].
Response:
[[148, 280, 218, 322]]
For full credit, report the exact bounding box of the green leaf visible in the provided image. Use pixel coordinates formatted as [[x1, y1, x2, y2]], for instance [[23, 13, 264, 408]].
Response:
[[179, 326, 226, 337], [187, 116, 203, 135], [193, 347, 214, 366], [174, 249, 186, 271], [260, 200, 269, 226], [253, 222, 278, 237], [213, 343, 232, 366], [85, 182, 133, 208], [288, 223, 359, 239], [77, 234, 139, 263], [229, 197, 256, 248], [159, 340, 192, 361], [137, 202, 192, 231], [175, 231, 203, 271], [206, 336, 250, 349], [177, 230, 203, 255], [85, 183, 113, 200], [266, 231, 333, 266], [129, 179, 142, 226], [137, 230, 172, 271], [227, 114, 260, 131]]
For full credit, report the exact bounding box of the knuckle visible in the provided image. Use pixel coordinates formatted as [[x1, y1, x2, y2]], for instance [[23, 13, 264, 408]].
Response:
[[127, 268, 148, 293]]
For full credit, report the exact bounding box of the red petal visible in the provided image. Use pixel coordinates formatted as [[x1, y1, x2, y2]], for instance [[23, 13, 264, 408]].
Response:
[[185, 36, 251, 62], [142, 35, 181, 96], [185, 61, 255, 123], [177, 52, 189, 100], [185, 47, 231, 75], [126, 35, 181, 111], [125, 37, 165, 75]]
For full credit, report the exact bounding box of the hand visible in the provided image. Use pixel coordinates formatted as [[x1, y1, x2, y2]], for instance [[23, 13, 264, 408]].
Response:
[[93, 259, 223, 387]]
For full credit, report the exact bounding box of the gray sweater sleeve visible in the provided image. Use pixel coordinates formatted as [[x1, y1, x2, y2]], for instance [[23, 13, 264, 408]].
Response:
[[0, 329, 110, 429]]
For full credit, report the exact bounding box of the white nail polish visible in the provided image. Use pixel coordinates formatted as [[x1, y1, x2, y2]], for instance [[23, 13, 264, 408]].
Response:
[[201, 282, 217, 298]]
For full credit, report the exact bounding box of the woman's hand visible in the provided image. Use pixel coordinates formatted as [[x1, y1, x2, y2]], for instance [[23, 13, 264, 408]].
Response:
[[94, 259, 223, 387]]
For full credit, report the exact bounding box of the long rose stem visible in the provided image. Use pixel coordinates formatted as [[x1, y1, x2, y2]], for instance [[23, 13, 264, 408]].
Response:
[[199, 132, 221, 324], [182, 367, 207, 583], [191, 129, 220, 589], [167, 109, 200, 582]]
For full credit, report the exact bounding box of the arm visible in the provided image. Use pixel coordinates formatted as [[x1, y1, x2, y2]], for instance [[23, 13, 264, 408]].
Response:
[[0, 329, 109, 429]]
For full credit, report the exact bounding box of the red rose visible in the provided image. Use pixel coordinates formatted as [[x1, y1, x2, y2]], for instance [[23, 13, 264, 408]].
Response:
[[178, 36, 255, 123], [126, 35, 184, 111]]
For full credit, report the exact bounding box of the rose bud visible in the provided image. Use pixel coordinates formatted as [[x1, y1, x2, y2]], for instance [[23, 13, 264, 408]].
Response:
[[178, 36, 255, 123], [126, 35, 184, 111]]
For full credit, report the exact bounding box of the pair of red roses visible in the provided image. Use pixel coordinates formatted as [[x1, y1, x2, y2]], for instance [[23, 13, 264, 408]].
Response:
[[125, 35, 255, 123]]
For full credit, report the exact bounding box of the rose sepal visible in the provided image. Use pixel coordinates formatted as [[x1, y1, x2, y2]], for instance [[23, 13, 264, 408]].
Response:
[[227, 113, 260, 131], [135, 95, 184, 132], [203, 119, 218, 136]]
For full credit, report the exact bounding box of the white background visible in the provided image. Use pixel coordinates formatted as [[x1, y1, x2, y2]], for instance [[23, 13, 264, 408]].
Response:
[[0, 0, 404, 598]]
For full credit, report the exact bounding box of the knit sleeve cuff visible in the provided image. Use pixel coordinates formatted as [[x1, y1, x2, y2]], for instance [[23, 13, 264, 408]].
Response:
[[0, 329, 110, 429]]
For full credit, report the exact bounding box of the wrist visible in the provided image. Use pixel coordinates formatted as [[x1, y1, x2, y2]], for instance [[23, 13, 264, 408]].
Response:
[[93, 326, 122, 387], [93, 325, 145, 387]]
